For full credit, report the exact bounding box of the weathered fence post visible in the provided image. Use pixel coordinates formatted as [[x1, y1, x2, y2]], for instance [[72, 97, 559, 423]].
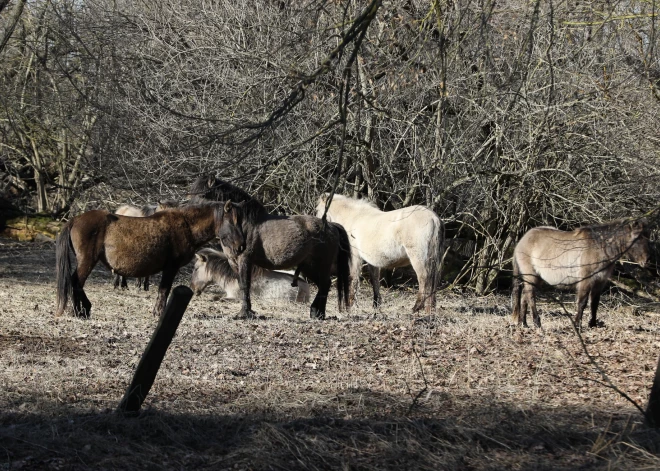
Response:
[[646, 354, 660, 427], [118, 285, 193, 415]]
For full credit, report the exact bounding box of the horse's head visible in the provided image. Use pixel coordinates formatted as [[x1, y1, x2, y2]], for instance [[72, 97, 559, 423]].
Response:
[[625, 218, 650, 267], [217, 200, 246, 256], [315, 193, 334, 221], [190, 252, 212, 295]]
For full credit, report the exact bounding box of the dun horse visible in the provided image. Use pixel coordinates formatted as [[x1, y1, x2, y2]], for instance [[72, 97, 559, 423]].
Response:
[[512, 219, 649, 329], [190, 175, 350, 320], [191, 248, 310, 303], [55, 201, 245, 318], [113, 200, 179, 290], [316, 194, 444, 313]]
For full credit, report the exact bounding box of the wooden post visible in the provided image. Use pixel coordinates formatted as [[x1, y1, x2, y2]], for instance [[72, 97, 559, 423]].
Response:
[[646, 354, 660, 427], [118, 285, 193, 415]]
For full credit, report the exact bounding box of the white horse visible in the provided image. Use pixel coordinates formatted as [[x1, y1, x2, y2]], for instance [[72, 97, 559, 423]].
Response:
[[190, 248, 310, 304], [316, 194, 444, 313]]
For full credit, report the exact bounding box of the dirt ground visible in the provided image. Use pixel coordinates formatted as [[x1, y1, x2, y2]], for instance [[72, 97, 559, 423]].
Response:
[[1, 238, 660, 470]]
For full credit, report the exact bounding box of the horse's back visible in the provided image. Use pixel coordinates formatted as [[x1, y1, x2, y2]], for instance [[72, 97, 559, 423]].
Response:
[[327, 201, 440, 268], [71, 209, 113, 239], [115, 205, 144, 217], [255, 215, 337, 268], [103, 212, 190, 276], [515, 226, 594, 286]]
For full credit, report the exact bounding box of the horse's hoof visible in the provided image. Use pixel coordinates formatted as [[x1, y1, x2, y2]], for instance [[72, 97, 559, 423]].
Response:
[[233, 310, 258, 320], [310, 307, 326, 320], [589, 320, 605, 328]]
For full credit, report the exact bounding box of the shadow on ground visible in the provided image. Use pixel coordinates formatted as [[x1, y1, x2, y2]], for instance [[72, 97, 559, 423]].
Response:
[[2, 390, 659, 471]]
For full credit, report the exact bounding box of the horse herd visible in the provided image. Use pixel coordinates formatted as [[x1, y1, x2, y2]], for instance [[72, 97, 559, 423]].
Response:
[[55, 175, 651, 330]]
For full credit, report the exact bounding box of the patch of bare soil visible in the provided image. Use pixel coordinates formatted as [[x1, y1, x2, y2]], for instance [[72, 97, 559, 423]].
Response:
[[1, 238, 660, 470]]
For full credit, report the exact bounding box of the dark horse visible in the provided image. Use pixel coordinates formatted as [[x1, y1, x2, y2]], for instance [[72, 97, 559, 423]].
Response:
[[512, 218, 649, 329], [189, 175, 351, 320], [113, 200, 180, 291], [56, 201, 245, 318]]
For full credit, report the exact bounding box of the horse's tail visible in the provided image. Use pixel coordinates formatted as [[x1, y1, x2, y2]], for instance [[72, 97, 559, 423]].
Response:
[[334, 223, 351, 310], [55, 220, 75, 317], [425, 215, 445, 310], [511, 255, 522, 324]]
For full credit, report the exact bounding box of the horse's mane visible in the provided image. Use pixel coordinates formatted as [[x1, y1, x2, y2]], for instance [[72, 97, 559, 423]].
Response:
[[156, 200, 180, 210], [190, 175, 268, 223], [141, 204, 157, 216], [575, 219, 648, 250], [197, 247, 264, 280], [577, 219, 643, 236], [320, 193, 379, 210]]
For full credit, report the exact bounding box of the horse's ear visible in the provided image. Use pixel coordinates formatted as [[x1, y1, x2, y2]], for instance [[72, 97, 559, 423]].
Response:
[[196, 253, 207, 262], [224, 200, 233, 214], [206, 176, 215, 188], [630, 218, 646, 236]]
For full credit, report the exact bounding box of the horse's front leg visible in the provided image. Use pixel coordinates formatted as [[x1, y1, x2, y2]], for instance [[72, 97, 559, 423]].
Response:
[[574, 282, 590, 331], [235, 254, 257, 320], [152, 268, 177, 318], [588, 289, 602, 328], [291, 266, 302, 287]]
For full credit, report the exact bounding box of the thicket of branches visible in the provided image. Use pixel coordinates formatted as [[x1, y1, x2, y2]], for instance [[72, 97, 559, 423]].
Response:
[[2, 0, 660, 292]]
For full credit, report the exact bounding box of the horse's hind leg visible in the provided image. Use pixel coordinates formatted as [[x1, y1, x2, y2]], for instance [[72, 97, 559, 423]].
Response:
[[519, 280, 538, 328], [143, 276, 150, 291], [409, 255, 432, 313], [113, 274, 120, 289], [72, 260, 95, 318], [366, 264, 382, 308]]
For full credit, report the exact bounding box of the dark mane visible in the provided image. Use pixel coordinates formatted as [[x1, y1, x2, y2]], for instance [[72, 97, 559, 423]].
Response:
[[141, 204, 157, 216], [578, 218, 647, 243], [157, 200, 180, 210], [189, 175, 268, 224], [198, 248, 264, 280]]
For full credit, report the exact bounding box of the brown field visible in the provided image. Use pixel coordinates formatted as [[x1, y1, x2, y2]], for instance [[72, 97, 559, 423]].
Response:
[[1, 238, 660, 470]]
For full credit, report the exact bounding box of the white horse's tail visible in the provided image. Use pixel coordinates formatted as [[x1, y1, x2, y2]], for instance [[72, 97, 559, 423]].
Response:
[[425, 215, 445, 309]]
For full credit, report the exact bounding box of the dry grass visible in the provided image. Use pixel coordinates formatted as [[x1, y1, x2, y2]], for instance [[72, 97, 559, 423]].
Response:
[[1, 238, 660, 470]]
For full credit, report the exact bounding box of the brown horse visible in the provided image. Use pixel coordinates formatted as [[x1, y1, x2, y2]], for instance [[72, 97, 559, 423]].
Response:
[[512, 218, 649, 329], [113, 200, 180, 290], [189, 176, 350, 320], [55, 201, 245, 318]]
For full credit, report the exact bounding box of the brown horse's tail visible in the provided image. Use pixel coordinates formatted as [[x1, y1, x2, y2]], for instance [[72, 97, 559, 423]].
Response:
[[55, 220, 75, 317], [511, 256, 522, 324], [424, 215, 445, 310], [334, 223, 351, 310]]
